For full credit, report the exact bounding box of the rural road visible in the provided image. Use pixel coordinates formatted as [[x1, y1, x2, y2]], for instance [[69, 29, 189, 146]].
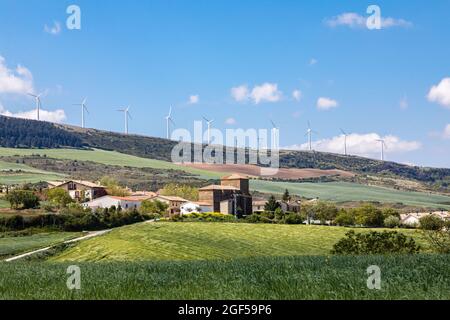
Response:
[[4, 229, 112, 262]]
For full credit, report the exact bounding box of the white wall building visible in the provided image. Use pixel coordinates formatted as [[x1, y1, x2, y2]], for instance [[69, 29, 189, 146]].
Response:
[[82, 195, 150, 210]]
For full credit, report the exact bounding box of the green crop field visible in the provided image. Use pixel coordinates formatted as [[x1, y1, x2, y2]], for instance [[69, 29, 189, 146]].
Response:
[[251, 180, 450, 210], [0, 232, 82, 259], [51, 222, 427, 262], [1, 255, 449, 299], [0, 159, 66, 185], [0, 147, 223, 179]]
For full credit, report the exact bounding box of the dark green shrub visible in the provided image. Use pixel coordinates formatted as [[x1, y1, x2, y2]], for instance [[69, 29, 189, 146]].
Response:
[[5, 190, 40, 209], [331, 231, 420, 255], [384, 215, 400, 228], [334, 209, 355, 226], [419, 215, 444, 231]]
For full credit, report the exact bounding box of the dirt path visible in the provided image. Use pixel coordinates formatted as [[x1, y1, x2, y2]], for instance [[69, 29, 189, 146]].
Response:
[[4, 229, 112, 262]]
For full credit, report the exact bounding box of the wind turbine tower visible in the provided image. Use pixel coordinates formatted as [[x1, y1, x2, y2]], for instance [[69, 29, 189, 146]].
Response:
[[340, 128, 348, 156], [117, 106, 132, 135], [376, 139, 387, 161], [73, 98, 89, 128], [203, 116, 214, 144], [305, 121, 318, 151], [165, 106, 174, 140], [28, 92, 43, 121]]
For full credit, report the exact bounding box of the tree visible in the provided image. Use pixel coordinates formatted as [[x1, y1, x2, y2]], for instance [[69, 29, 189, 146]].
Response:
[[274, 207, 284, 221], [47, 188, 73, 208], [334, 209, 355, 226], [312, 201, 338, 224], [354, 204, 384, 227], [419, 215, 444, 231], [160, 184, 199, 201], [100, 176, 130, 197], [140, 199, 169, 215], [282, 189, 291, 202], [384, 215, 400, 228], [5, 190, 40, 209], [264, 195, 280, 212]]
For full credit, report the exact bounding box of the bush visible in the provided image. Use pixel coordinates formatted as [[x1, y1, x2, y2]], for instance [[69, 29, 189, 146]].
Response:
[[285, 213, 305, 225], [331, 231, 420, 255], [384, 216, 400, 228], [5, 190, 40, 209], [173, 212, 236, 223], [423, 229, 450, 254], [353, 204, 384, 227], [419, 215, 444, 231]]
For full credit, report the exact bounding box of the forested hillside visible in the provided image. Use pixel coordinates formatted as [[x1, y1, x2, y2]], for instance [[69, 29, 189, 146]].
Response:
[[0, 116, 84, 148]]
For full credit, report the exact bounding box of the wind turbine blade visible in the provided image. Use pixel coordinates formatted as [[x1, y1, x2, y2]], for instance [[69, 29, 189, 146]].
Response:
[[307, 120, 311, 129], [168, 106, 172, 117], [128, 112, 133, 120], [84, 106, 90, 114], [169, 118, 175, 125], [28, 93, 37, 98], [202, 116, 209, 122]]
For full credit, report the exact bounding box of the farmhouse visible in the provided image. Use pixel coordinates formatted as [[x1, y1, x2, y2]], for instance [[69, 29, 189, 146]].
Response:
[[48, 180, 107, 201], [151, 195, 189, 215], [82, 194, 154, 210], [199, 174, 252, 216], [400, 211, 450, 226]]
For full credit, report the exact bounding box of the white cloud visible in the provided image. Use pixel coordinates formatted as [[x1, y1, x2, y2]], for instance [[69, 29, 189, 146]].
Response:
[[317, 97, 338, 110], [0, 56, 34, 95], [44, 21, 62, 35], [250, 83, 282, 104], [225, 117, 236, 125], [443, 124, 450, 139], [309, 58, 318, 65], [325, 12, 412, 29], [284, 133, 421, 158], [231, 85, 249, 102], [0, 104, 66, 123], [231, 83, 282, 104], [188, 94, 199, 104], [292, 89, 302, 102], [427, 78, 450, 108]]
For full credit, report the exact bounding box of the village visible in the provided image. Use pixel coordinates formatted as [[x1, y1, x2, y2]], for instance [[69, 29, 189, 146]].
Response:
[[1, 172, 447, 228]]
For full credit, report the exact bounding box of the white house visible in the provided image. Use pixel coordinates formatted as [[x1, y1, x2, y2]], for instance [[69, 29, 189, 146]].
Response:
[[82, 195, 152, 210], [400, 211, 450, 226], [180, 201, 213, 215]]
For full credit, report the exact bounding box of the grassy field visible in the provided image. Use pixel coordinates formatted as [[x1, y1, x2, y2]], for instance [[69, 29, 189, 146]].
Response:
[[1, 255, 449, 299], [251, 180, 450, 210], [0, 147, 223, 179], [0, 159, 66, 185], [51, 222, 428, 262], [0, 232, 82, 258]]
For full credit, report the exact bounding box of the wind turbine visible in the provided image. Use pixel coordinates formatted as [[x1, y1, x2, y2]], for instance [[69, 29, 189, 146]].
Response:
[[73, 98, 89, 128], [165, 106, 174, 140], [203, 116, 214, 144], [376, 139, 387, 161], [340, 128, 348, 156], [270, 120, 279, 150], [117, 106, 132, 134], [28, 92, 44, 120], [305, 121, 318, 151]]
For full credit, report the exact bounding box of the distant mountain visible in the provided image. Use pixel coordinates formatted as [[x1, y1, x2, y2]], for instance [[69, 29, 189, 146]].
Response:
[[1, 115, 449, 190]]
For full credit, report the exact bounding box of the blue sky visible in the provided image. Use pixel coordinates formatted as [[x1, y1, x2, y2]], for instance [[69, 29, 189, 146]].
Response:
[[0, 0, 449, 167]]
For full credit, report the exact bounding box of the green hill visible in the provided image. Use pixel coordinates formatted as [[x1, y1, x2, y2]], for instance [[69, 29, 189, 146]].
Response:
[[51, 222, 427, 262]]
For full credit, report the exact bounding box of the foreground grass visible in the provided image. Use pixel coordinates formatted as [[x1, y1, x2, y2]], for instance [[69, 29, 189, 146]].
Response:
[[51, 222, 428, 262], [0, 232, 82, 258], [1, 255, 449, 299], [251, 180, 450, 210]]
